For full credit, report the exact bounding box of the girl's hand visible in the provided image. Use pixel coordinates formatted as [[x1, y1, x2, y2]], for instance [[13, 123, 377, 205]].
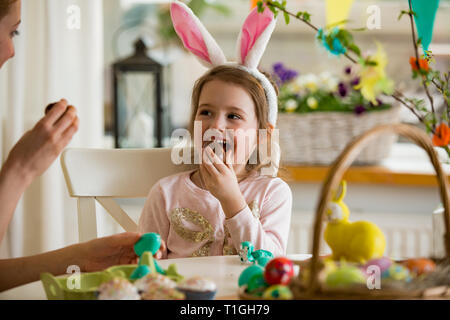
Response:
[[200, 146, 247, 219], [78, 232, 141, 272], [3, 99, 79, 185]]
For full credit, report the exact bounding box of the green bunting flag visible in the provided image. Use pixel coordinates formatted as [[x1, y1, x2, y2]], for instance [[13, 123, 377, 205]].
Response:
[[410, 0, 440, 53]]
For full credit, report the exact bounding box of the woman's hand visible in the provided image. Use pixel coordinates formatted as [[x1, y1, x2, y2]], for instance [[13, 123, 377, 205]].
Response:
[[200, 146, 247, 219], [3, 99, 79, 185], [153, 239, 167, 259], [78, 232, 141, 272]]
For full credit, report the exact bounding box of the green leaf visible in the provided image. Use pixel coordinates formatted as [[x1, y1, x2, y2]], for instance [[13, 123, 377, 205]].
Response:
[[348, 44, 361, 57], [302, 12, 311, 22], [284, 11, 290, 24], [257, 1, 264, 13]]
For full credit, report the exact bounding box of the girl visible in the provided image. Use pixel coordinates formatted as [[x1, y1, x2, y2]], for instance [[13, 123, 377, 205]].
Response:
[[138, 2, 292, 259]]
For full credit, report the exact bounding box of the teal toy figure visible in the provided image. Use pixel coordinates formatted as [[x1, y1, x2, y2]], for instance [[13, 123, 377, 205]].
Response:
[[239, 242, 273, 267], [131, 233, 166, 279], [130, 251, 156, 280]]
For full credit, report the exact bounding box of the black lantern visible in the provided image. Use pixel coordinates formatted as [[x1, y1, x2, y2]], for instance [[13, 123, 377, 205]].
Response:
[[112, 38, 167, 148]]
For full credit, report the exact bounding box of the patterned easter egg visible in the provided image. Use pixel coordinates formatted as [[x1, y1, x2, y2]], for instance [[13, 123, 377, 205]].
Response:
[[264, 257, 295, 285], [381, 263, 412, 282], [262, 285, 293, 300], [404, 258, 436, 276]]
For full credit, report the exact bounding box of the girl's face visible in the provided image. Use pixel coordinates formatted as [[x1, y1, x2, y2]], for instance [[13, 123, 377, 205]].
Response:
[[195, 79, 259, 170], [0, 0, 21, 69]]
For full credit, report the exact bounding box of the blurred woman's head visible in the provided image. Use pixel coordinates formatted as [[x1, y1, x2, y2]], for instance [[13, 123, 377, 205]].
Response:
[[0, 0, 21, 68]]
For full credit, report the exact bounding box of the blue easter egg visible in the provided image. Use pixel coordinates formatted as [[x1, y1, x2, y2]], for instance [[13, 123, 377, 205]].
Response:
[[130, 265, 150, 280], [247, 273, 268, 293], [134, 233, 161, 256], [238, 265, 264, 287]]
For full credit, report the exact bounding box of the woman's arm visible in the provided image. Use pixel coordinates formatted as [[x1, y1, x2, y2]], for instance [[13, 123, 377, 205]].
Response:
[[0, 232, 141, 292], [0, 99, 78, 243]]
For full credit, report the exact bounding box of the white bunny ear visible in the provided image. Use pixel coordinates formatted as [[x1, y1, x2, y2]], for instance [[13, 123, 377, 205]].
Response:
[[170, 1, 227, 68], [236, 4, 276, 69]]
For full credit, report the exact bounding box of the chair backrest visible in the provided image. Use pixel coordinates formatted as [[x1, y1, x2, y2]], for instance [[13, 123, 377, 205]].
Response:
[[61, 148, 196, 242]]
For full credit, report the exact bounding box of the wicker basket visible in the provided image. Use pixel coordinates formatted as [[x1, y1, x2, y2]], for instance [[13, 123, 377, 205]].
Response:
[[278, 106, 401, 165], [240, 123, 450, 300]]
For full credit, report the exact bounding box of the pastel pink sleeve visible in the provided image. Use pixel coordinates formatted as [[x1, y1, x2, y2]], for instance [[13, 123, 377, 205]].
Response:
[[138, 183, 170, 259], [224, 181, 292, 256]]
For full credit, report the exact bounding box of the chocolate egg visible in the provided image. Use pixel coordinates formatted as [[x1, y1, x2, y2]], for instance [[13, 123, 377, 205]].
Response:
[[405, 258, 436, 276], [264, 257, 294, 285]]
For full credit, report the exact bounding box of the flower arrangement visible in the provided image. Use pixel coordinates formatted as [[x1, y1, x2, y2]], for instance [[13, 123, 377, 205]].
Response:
[[257, 0, 450, 158], [274, 62, 392, 116]]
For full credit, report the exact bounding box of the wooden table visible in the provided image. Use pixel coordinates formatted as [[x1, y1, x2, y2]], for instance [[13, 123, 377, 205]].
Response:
[[0, 254, 310, 300]]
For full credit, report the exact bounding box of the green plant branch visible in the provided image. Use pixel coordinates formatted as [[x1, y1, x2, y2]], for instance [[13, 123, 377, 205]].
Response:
[[407, 0, 436, 130], [261, 0, 427, 127]]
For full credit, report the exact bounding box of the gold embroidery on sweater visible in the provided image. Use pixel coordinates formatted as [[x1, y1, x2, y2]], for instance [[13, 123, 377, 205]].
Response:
[[248, 200, 260, 219], [170, 208, 214, 257], [222, 226, 237, 255]]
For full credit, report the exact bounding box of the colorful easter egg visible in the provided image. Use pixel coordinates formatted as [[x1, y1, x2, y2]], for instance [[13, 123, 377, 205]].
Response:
[[381, 263, 411, 282], [264, 257, 295, 285], [325, 265, 366, 288], [404, 258, 436, 276], [238, 264, 264, 287], [134, 233, 161, 256], [262, 285, 293, 300], [363, 257, 393, 275]]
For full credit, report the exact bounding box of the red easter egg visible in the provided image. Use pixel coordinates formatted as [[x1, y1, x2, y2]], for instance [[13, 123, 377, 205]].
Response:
[[264, 257, 294, 285]]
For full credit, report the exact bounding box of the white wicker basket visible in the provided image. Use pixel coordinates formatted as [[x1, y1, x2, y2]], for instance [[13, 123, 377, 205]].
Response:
[[278, 106, 401, 165]]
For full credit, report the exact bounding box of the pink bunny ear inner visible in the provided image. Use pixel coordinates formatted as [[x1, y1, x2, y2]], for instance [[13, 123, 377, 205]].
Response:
[[240, 6, 274, 64], [171, 3, 211, 64]]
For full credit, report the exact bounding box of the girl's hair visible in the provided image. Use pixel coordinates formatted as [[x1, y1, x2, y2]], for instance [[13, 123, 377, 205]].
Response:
[[188, 65, 280, 176], [0, 0, 17, 21]]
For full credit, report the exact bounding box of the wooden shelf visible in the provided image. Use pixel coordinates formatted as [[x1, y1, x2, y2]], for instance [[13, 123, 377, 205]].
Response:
[[281, 165, 445, 187], [279, 143, 450, 187]]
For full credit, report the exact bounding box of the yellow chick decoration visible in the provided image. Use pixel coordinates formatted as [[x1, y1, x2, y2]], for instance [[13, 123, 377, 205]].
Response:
[[324, 181, 386, 264]]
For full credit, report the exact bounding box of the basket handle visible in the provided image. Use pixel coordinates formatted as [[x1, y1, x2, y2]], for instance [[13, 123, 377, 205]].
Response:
[[306, 123, 450, 293]]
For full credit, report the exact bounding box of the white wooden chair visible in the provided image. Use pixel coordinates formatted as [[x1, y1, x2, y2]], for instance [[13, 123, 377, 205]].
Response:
[[60, 148, 196, 242]]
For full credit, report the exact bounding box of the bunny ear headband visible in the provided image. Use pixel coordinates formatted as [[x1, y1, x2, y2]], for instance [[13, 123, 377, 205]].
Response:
[[170, 1, 278, 126]]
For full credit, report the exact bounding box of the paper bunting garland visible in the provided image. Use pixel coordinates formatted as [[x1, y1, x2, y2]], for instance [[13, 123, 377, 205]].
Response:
[[411, 0, 440, 53], [326, 0, 355, 28]]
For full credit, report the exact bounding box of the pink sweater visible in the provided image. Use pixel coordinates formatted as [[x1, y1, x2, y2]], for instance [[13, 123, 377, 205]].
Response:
[[138, 169, 292, 259]]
